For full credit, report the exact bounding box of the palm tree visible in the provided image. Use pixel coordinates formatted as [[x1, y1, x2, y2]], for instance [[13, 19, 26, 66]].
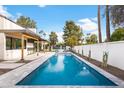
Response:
[[106, 5, 111, 42], [97, 5, 102, 43]]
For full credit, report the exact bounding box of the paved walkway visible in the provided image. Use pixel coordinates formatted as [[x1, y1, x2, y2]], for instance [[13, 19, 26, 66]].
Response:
[[24, 52, 46, 61], [0, 52, 51, 70], [0, 63, 24, 69]]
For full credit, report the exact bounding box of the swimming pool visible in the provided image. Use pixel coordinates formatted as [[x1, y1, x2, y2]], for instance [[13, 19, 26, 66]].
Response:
[[17, 53, 117, 86]]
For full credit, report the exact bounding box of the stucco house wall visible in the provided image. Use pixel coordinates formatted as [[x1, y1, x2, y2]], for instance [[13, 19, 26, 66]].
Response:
[[0, 33, 5, 60]]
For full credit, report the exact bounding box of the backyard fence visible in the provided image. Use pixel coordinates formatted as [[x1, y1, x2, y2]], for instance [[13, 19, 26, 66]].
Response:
[[72, 41, 124, 70]]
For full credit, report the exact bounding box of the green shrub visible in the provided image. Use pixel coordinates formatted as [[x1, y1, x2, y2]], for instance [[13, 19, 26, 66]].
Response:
[[110, 28, 124, 41]]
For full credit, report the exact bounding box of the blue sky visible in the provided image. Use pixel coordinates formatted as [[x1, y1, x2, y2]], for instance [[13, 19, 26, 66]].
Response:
[[0, 5, 113, 42]]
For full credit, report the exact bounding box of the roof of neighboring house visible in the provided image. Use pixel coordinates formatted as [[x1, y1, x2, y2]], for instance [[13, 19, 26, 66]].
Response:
[[0, 14, 47, 42]]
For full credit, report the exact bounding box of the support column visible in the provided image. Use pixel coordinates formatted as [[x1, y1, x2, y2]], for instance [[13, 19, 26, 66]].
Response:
[[43, 41, 45, 53], [21, 34, 24, 60], [41, 41, 43, 50], [49, 43, 50, 51], [37, 40, 39, 56]]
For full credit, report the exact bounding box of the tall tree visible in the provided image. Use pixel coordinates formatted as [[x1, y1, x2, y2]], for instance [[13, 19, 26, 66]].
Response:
[[97, 5, 102, 43], [110, 28, 124, 41], [49, 32, 58, 48], [85, 33, 91, 44], [90, 34, 98, 44], [16, 16, 36, 28], [66, 35, 78, 48], [106, 5, 111, 42], [63, 21, 83, 47], [110, 5, 124, 27], [85, 34, 98, 44]]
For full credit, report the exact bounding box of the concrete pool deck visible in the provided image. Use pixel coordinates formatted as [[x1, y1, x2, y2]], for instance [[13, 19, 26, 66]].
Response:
[[0, 52, 55, 87], [0, 52, 49, 71], [0, 52, 50, 76], [0, 52, 123, 88], [0, 63, 25, 69]]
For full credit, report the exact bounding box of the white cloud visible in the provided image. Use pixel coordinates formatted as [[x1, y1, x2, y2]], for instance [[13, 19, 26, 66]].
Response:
[[78, 18, 91, 23], [13, 12, 22, 22], [16, 12, 22, 17], [0, 5, 22, 22], [56, 31, 64, 43], [91, 17, 97, 22], [0, 5, 12, 18], [78, 18, 98, 32], [38, 5, 46, 8]]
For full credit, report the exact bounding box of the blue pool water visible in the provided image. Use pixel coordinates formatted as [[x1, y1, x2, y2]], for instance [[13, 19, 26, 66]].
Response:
[[17, 54, 117, 86]]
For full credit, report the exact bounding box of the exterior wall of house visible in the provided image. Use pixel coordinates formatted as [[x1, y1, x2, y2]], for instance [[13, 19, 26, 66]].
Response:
[[0, 15, 45, 61], [3, 33, 28, 60], [0, 33, 6, 60], [0, 15, 24, 30], [0, 15, 27, 60], [5, 49, 27, 60], [73, 41, 124, 70], [28, 28, 37, 33], [27, 42, 34, 54], [0, 33, 27, 60]]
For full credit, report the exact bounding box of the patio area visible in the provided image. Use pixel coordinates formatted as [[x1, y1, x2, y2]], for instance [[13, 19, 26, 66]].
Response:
[[0, 52, 50, 75]]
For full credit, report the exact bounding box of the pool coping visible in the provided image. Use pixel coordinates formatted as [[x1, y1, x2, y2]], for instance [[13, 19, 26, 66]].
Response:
[[0, 52, 55, 88], [71, 52, 124, 88]]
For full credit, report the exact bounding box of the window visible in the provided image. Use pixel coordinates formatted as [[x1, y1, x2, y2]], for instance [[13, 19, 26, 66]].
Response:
[[12, 38, 16, 49], [6, 36, 26, 50], [17, 39, 21, 49], [27, 39, 34, 43], [24, 40, 26, 49], [6, 37, 12, 50]]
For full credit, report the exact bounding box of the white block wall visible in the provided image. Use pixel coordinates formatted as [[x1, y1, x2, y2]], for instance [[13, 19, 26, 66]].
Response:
[[73, 41, 124, 70]]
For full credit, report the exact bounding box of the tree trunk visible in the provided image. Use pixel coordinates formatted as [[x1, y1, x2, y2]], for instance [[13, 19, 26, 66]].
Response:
[[97, 5, 102, 43], [106, 5, 111, 42]]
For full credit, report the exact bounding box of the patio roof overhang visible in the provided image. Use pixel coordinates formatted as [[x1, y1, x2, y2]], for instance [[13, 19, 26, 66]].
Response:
[[0, 29, 44, 41]]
